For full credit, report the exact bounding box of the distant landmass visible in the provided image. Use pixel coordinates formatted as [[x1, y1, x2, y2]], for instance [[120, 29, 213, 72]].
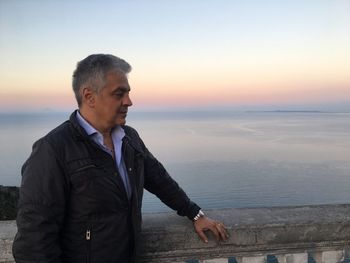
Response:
[[245, 110, 324, 113], [0, 185, 19, 220]]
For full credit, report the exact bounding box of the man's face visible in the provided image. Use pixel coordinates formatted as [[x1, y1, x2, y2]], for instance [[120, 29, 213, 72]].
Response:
[[93, 71, 132, 128]]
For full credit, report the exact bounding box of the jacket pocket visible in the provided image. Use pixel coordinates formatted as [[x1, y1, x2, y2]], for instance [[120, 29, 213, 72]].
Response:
[[69, 163, 101, 192], [74, 164, 98, 173]]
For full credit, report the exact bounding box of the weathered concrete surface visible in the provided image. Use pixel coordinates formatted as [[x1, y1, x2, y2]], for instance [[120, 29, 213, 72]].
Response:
[[0, 221, 16, 263], [1, 204, 350, 262], [139, 204, 350, 262]]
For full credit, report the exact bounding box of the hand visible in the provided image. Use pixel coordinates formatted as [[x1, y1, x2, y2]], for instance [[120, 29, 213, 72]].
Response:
[[193, 216, 229, 243]]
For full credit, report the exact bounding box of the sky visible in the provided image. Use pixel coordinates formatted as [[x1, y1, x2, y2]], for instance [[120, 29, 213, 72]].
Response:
[[0, 0, 350, 112]]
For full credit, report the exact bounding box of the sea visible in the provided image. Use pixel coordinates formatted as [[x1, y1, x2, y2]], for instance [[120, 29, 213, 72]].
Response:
[[1, 110, 350, 213]]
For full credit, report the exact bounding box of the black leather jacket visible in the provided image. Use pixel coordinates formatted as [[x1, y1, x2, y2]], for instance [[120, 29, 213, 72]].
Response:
[[13, 111, 200, 263]]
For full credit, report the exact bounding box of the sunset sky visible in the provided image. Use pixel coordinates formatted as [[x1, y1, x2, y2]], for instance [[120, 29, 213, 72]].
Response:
[[0, 0, 349, 112]]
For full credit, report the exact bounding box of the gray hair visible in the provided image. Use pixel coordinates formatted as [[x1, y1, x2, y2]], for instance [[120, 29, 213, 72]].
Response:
[[72, 54, 132, 106]]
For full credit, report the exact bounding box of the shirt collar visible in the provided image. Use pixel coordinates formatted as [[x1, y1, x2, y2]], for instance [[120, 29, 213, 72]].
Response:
[[76, 111, 98, 136]]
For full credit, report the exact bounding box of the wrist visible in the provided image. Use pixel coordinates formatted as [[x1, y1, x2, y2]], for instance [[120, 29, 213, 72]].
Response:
[[193, 209, 205, 221]]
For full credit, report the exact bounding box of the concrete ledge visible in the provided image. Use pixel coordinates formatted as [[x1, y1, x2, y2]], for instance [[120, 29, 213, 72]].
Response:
[[1, 204, 350, 262], [139, 204, 350, 262], [0, 221, 17, 263]]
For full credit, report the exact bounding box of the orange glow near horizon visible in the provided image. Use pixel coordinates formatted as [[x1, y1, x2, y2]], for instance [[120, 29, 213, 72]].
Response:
[[1, 75, 349, 110], [131, 84, 350, 107], [0, 92, 76, 110]]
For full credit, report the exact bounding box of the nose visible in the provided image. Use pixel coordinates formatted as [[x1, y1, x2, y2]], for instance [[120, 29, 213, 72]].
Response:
[[123, 93, 133, 107]]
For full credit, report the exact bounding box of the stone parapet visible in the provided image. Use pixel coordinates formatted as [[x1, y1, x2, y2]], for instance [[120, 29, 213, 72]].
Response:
[[139, 204, 350, 262], [1, 204, 350, 262], [0, 220, 16, 263]]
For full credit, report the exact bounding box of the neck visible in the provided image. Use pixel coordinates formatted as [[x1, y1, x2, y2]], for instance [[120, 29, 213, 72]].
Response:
[[79, 107, 112, 135]]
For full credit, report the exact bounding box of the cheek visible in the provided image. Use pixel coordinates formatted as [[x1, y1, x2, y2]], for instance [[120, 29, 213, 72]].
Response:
[[108, 100, 121, 111]]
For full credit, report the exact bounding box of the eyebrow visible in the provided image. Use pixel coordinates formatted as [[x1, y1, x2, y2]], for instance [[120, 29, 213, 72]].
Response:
[[113, 86, 131, 93]]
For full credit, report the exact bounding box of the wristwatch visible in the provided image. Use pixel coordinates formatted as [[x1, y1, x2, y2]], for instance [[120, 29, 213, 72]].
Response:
[[193, 210, 205, 221]]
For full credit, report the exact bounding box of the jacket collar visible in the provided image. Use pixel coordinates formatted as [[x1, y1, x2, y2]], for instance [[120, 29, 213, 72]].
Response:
[[70, 109, 145, 156], [69, 110, 91, 141]]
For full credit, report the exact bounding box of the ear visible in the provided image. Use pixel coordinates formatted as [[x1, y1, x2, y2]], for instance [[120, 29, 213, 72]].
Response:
[[81, 87, 96, 108]]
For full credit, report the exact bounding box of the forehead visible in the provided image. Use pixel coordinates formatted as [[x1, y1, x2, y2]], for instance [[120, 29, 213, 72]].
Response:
[[104, 71, 130, 90]]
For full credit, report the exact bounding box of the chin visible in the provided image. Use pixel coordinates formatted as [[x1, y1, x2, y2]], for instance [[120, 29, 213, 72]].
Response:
[[116, 119, 126, 126]]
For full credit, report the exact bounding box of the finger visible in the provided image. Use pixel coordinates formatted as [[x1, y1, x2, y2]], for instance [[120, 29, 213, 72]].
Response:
[[215, 223, 229, 240], [215, 224, 224, 240], [218, 223, 230, 238], [208, 224, 220, 241], [197, 229, 209, 243]]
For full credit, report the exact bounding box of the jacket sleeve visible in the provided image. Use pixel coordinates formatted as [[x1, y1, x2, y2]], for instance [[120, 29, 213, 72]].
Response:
[[12, 138, 68, 263], [139, 138, 201, 220]]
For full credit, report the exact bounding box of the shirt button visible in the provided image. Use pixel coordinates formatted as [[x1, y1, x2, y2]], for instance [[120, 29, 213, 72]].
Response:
[[128, 168, 132, 172]]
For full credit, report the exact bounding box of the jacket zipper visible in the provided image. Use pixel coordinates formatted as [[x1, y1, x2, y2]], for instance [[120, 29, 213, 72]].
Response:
[[86, 229, 91, 240], [86, 229, 91, 263]]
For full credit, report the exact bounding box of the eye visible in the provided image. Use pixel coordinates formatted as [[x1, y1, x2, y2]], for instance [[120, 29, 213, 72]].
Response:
[[113, 91, 125, 98], [114, 92, 124, 97], [112, 88, 130, 98]]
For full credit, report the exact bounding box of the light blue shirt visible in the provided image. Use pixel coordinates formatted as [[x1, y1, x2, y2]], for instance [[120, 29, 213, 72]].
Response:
[[76, 111, 132, 199]]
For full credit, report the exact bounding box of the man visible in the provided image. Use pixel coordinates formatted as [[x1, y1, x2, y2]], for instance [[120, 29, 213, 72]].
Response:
[[13, 54, 228, 263]]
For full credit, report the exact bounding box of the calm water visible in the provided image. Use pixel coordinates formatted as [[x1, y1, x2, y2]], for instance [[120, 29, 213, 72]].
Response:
[[1, 111, 349, 212]]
